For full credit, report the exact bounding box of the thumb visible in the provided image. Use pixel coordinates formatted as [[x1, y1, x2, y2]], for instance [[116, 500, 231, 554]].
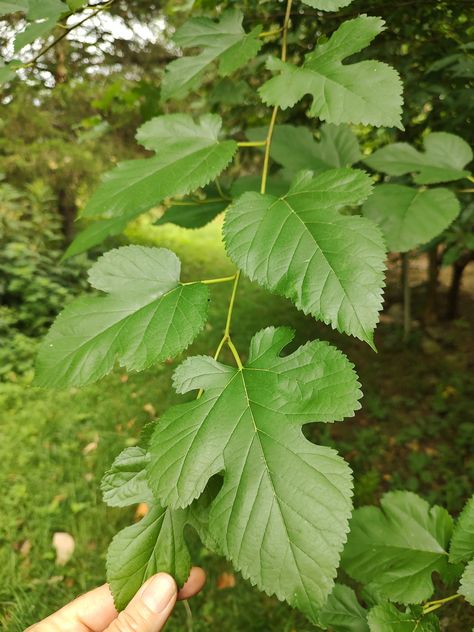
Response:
[[105, 573, 177, 632]]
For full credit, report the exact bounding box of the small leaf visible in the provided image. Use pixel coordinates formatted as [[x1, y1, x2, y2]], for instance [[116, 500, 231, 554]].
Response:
[[247, 123, 361, 176], [101, 447, 154, 507], [26, 0, 68, 20], [107, 503, 192, 610], [367, 604, 440, 632], [302, 0, 354, 9], [81, 114, 237, 219], [34, 246, 209, 387], [318, 584, 369, 632], [13, 0, 69, 51], [460, 559, 474, 606], [224, 169, 385, 346], [53, 532, 75, 566], [449, 495, 474, 563], [0, 0, 28, 15], [162, 10, 262, 100], [362, 185, 461, 252], [62, 210, 138, 259], [148, 327, 360, 622], [342, 491, 453, 604], [106, 452, 219, 610], [364, 132, 472, 184], [156, 186, 229, 229], [229, 175, 289, 198], [259, 16, 403, 128], [14, 17, 57, 52]]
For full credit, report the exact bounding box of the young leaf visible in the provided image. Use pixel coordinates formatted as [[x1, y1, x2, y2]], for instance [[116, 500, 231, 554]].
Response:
[[342, 491, 453, 604], [259, 16, 403, 128], [229, 175, 289, 198], [367, 604, 440, 632], [362, 185, 461, 252], [302, 0, 354, 10], [449, 495, 474, 563], [318, 584, 369, 632], [0, 1, 28, 15], [460, 559, 474, 606], [247, 123, 361, 176], [101, 447, 154, 507], [14, 17, 57, 52], [81, 114, 237, 219], [148, 327, 361, 622], [13, 0, 68, 52], [224, 169, 385, 347], [34, 246, 209, 387], [162, 10, 263, 101], [104, 450, 219, 610], [364, 132, 473, 184], [62, 210, 140, 259], [107, 503, 192, 610], [155, 185, 229, 229]]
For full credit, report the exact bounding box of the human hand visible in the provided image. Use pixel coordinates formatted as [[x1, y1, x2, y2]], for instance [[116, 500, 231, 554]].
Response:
[[26, 567, 206, 632]]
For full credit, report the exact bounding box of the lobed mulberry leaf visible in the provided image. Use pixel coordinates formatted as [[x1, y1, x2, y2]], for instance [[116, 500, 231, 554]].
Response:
[[259, 16, 403, 128], [342, 491, 453, 604], [147, 326, 361, 622]]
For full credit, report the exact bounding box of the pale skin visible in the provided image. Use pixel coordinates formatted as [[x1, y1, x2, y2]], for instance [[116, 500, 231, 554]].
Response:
[[26, 567, 206, 632]]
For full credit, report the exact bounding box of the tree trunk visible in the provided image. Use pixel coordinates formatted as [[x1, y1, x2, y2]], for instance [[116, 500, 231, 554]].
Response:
[[402, 252, 411, 342], [446, 254, 474, 320], [423, 246, 440, 324], [57, 188, 77, 243]]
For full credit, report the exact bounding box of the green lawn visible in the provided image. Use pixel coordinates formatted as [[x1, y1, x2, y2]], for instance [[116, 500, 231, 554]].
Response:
[[1, 220, 473, 630]]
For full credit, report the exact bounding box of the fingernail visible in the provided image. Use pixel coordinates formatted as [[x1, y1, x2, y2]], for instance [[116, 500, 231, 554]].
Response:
[[141, 574, 177, 613]]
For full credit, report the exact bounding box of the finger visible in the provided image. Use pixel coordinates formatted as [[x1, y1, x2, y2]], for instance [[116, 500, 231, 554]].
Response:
[[25, 584, 118, 632], [104, 573, 177, 632], [178, 566, 206, 600]]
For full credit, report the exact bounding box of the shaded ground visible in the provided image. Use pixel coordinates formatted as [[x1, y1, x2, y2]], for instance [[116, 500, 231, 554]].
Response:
[[1, 219, 473, 631]]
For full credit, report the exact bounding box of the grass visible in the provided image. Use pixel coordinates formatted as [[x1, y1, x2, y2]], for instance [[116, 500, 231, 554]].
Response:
[[1, 219, 473, 630]]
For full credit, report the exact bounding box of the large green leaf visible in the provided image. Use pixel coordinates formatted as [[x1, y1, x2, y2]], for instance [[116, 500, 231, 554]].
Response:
[[362, 184, 461, 252], [302, 0, 354, 10], [162, 10, 262, 100], [148, 327, 360, 622], [318, 584, 369, 632], [449, 495, 474, 563], [224, 169, 385, 347], [367, 604, 440, 632], [34, 246, 209, 387], [81, 114, 237, 219], [247, 123, 361, 176], [460, 559, 474, 606], [364, 133, 472, 184], [259, 16, 403, 128], [101, 447, 154, 507], [342, 491, 453, 604]]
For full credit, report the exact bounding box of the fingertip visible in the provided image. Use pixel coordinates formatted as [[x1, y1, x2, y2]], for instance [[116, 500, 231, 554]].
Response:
[[178, 566, 206, 600]]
